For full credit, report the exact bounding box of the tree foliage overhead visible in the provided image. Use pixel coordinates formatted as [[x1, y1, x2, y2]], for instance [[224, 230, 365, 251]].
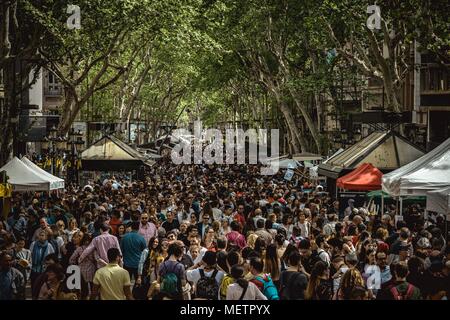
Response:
[[0, 0, 448, 164]]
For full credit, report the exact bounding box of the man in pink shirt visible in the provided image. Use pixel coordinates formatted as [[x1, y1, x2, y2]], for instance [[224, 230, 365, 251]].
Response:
[[138, 213, 157, 244], [79, 223, 122, 269]]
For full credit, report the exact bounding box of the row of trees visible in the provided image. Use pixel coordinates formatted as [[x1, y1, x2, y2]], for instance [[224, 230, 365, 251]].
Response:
[[1, 0, 449, 164]]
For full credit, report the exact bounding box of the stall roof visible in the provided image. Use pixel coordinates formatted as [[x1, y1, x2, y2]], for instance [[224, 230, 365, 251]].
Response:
[[397, 138, 450, 196], [319, 131, 424, 179], [383, 137, 450, 197], [21, 156, 64, 190], [336, 163, 382, 191], [81, 135, 150, 171], [291, 152, 323, 162], [0, 157, 52, 191], [82, 135, 146, 161]]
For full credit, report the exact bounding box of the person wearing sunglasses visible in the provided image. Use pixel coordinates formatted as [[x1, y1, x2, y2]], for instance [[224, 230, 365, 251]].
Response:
[[197, 214, 211, 239]]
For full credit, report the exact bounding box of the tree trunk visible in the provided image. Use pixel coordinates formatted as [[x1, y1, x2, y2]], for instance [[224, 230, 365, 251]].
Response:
[[0, 62, 17, 165], [58, 88, 77, 134], [289, 89, 322, 153]]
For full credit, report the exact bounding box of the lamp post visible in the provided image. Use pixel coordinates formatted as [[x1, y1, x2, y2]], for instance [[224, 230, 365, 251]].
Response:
[[48, 125, 58, 175], [67, 129, 84, 185]]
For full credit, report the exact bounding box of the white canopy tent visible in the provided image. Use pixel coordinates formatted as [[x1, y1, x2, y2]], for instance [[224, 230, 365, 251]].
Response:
[[398, 149, 450, 196], [426, 187, 450, 221], [382, 137, 450, 196], [0, 157, 53, 191], [267, 158, 302, 169], [21, 156, 65, 190]]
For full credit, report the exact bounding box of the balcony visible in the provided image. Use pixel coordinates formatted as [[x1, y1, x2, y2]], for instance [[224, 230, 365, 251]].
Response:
[[44, 85, 63, 96], [420, 66, 450, 107]]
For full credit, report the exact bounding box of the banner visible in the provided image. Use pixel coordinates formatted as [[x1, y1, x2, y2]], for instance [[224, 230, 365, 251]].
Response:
[[284, 169, 294, 181]]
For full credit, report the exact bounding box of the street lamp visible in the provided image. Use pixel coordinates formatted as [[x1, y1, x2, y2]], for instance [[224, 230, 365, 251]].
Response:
[[67, 129, 84, 185], [41, 136, 49, 152], [49, 125, 58, 140], [56, 136, 67, 152]]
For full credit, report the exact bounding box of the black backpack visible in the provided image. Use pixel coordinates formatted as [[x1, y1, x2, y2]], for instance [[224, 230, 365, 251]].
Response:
[[196, 269, 219, 300]]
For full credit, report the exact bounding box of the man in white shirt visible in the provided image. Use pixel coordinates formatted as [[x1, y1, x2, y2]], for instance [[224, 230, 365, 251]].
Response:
[[186, 251, 224, 299]]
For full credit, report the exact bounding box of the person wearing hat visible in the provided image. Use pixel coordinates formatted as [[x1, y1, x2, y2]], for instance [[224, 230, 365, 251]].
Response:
[[186, 251, 224, 300]]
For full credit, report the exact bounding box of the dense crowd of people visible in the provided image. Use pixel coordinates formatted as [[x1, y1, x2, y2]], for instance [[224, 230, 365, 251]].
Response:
[[1, 159, 449, 300]]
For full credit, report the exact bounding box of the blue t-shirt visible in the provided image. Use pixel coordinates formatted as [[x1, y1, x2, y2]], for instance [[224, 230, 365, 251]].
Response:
[[120, 231, 147, 269]]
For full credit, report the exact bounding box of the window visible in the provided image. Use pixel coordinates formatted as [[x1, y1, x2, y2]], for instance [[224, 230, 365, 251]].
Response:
[[45, 71, 62, 95], [421, 66, 450, 92]]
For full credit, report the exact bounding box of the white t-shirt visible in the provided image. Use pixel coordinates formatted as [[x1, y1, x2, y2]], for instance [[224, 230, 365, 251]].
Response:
[[226, 282, 268, 300], [186, 268, 225, 299]]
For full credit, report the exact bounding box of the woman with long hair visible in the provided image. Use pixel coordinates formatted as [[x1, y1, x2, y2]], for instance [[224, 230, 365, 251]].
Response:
[[334, 268, 365, 300], [212, 220, 222, 237], [357, 239, 377, 271], [254, 237, 266, 257], [226, 265, 267, 300], [305, 261, 332, 300], [138, 237, 163, 285], [246, 233, 259, 250], [116, 224, 126, 242], [264, 244, 281, 287], [135, 237, 163, 299], [69, 233, 95, 299], [61, 230, 83, 269]]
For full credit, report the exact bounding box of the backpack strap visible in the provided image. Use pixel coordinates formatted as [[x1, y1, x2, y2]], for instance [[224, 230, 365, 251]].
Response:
[[211, 269, 218, 280], [199, 268, 205, 278], [239, 285, 248, 300], [390, 286, 400, 299], [405, 283, 415, 299]]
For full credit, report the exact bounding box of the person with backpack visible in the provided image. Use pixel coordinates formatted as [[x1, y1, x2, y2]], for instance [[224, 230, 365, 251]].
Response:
[[249, 257, 280, 300], [187, 251, 224, 300], [155, 242, 186, 300], [387, 261, 421, 300], [279, 251, 308, 300], [226, 264, 267, 300]]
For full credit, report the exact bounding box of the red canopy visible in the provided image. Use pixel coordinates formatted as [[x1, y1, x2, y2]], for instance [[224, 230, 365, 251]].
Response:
[[336, 163, 382, 191]]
